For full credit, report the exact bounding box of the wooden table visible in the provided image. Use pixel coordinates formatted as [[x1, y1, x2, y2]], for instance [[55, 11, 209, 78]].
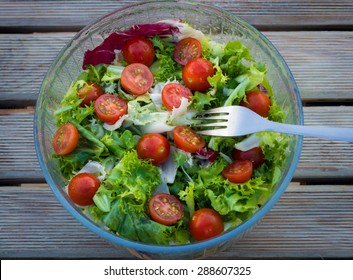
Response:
[[1, 0, 353, 259]]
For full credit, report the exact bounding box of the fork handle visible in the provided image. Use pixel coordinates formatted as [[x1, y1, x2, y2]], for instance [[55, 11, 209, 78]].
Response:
[[266, 121, 353, 142]]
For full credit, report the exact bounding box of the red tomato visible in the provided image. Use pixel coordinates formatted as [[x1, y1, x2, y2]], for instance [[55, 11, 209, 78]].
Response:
[[174, 37, 202, 66], [120, 63, 154, 95], [189, 208, 224, 241], [232, 147, 265, 168], [240, 90, 271, 118], [222, 160, 253, 183], [68, 173, 101, 206], [77, 82, 103, 107], [122, 36, 155, 66], [136, 133, 171, 166], [161, 83, 192, 110], [149, 193, 184, 226], [173, 126, 206, 153], [94, 94, 127, 124], [52, 123, 79, 156], [182, 58, 215, 91]]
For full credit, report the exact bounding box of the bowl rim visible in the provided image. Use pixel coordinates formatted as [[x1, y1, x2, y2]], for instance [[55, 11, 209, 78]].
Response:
[[34, 0, 304, 256]]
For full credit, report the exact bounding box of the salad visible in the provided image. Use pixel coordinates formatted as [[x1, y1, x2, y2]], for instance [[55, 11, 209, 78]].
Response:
[[52, 19, 289, 244]]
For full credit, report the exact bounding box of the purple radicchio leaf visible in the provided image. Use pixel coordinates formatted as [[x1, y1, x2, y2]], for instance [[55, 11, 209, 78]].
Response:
[[257, 84, 269, 95], [195, 147, 219, 165]]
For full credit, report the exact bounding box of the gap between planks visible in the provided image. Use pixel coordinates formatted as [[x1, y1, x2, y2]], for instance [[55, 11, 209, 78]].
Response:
[[0, 31, 353, 107]]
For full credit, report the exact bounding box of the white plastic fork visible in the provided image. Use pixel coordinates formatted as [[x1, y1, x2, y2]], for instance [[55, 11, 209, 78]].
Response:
[[193, 106, 353, 142]]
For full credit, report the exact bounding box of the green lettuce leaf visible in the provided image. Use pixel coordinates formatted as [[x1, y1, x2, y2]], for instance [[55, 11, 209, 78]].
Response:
[[105, 150, 161, 206]]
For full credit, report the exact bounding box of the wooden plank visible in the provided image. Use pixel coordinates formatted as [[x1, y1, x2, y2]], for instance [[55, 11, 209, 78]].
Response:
[[0, 108, 43, 183], [296, 106, 353, 181], [0, 33, 73, 108], [265, 31, 353, 102], [1, 107, 353, 183], [1, 184, 353, 259], [1, 31, 353, 108], [1, 0, 353, 31]]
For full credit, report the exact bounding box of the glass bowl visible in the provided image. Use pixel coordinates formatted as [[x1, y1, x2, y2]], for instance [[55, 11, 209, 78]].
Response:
[[34, 0, 303, 259]]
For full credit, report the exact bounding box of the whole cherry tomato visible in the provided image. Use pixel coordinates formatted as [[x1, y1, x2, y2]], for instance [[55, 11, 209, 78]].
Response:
[[240, 90, 271, 118], [68, 173, 100, 206], [122, 36, 155, 66], [136, 133, 170, 166], [182, 58, 215, 91], [189, 208, 224, 241]]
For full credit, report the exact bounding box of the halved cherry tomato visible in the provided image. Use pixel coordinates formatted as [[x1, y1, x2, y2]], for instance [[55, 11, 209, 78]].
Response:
[[232, 147, 265, 168], [240, 90, 271, 118], [161, 83, 192, 110], [94, 94, 127, 124], [173, 126, 206, 153], [136, 133, 170, 166], [77, 82, 103, 107], [52, 123, 79, 156], [189, 208, 224, 241], [68, 173, 100, 206], [120, 63, 154, 95], [149, 193, 184, 226], [174, 37, 202, 66], [182, 58, 215, 92], [122, 36, 155, 66], [222, 160, 253, 183]]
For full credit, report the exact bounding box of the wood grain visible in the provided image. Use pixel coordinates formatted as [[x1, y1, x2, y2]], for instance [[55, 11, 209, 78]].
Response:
[[1, 184, 353, 259], [1, 107, 353, 183], [1, 0, 353, 260], [1, 31, 353, 107], [1, 0, 353, 31]]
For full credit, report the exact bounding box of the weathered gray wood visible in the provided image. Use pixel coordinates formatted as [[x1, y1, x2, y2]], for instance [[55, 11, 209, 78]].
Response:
[[1, 0, 353, 31], [1, 107, 353, 183], [1, 184, 353, 259], [0, 33, 73, 108], [1, 31, 353, 108], [265, 31, 353, 102]]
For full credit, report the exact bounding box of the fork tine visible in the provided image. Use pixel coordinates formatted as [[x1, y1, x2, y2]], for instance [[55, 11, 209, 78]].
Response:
[[193, 122, 227, 128], [198, 106, 231, 115], [194, 115, 229, 121], [195, 128, 232, 136]]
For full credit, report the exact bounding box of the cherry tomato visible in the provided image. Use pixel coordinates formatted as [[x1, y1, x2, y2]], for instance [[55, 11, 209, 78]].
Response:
[[68, 173, 101, 206], [240, 90, 271, 118], [136, 133, 171, 166], [94, 94, 127, 124], [222, 160, 253, 183], [52, 123, 79, 156], [149, 193, 184, 226], [173, 126, 206, 153], [189, 208, 224, 241], [182, 58, 215, 92], [174, 37, 202, 66], [161, 83, 192, 110], [122, 36, 155, 66], [120, 63, 154, 95], [77, 82, 103, 107], [232, 147, 265, 168]]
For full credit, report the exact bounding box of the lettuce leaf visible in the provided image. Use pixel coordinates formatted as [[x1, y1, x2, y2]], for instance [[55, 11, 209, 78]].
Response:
[[105, 150, 160, 206], [102, 199, 176, 245]]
